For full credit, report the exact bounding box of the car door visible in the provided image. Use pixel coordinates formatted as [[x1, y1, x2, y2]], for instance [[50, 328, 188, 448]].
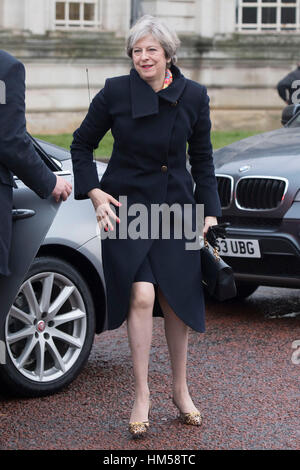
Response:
[[0, 137, 69, 357]]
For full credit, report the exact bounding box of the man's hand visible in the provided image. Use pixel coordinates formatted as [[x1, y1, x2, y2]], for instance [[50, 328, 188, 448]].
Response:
[[51, 175, 72, 202]]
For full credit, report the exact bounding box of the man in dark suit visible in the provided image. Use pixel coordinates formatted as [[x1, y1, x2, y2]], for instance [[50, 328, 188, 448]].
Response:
[[0, 50, 72, 276], [277, 63, 300, 105]]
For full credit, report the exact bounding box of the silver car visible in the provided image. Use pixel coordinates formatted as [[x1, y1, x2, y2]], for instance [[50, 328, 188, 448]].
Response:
[[0, 136, 108, 397]]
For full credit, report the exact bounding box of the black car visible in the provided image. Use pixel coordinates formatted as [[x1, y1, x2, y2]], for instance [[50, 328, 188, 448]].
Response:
[[213, 106, 300, 298]]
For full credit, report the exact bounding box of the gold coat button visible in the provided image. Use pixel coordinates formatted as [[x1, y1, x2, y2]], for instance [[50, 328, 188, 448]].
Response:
[[171, 101, 178, 107], [161, 165, 168, 172]]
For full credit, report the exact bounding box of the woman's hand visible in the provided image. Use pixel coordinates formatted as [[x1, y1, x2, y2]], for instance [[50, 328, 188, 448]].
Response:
[[87, 188, 121, 231], [203, 216, 218, 238]]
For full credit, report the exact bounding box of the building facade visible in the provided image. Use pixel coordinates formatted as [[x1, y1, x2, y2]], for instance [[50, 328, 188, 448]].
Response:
[[1, 0, 300, 133]]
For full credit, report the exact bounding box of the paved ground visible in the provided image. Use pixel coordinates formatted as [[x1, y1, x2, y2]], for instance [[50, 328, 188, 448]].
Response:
[[0, 286, 300, 450]]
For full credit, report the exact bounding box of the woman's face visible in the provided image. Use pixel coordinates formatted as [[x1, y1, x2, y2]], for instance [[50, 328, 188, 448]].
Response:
[[132, 34, 168, 84]]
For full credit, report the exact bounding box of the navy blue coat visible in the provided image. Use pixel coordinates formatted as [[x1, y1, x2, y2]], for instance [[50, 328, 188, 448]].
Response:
[[0, 50, 56, 276], [71, 64, 221, 332]]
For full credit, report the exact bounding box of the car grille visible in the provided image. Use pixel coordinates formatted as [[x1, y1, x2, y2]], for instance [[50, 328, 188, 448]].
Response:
[[216, 176, 232, 208], [236, 177, 287, 210], [218, 216, 282, 229]]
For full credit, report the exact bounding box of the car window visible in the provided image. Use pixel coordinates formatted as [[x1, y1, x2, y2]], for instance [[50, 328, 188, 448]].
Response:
[[287, 111, 300, 128], [37, 139, 70, 162], [28, 133, 62, 172]]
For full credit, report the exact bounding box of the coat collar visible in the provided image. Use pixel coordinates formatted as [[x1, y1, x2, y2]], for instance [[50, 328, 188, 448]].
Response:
[[130, 64, 186, 119]]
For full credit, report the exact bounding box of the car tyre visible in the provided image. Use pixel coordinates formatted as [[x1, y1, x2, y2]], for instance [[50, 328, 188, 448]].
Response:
[[0, 256, 95, 397]]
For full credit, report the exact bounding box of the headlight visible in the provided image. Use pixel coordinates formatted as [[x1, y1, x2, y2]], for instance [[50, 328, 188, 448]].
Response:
[[294, 190, 300, 202]]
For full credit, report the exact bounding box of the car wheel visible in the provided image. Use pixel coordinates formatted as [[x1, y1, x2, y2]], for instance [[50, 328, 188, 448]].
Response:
[[235, 282, 259, 299], [0, 256, 95, 397]]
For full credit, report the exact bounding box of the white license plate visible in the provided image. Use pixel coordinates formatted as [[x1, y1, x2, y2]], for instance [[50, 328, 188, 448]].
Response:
[[215, 238, 261, 258]]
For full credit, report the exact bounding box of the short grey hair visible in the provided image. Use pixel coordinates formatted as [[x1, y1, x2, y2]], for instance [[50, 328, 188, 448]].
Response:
[[126, 15, 180, 67]]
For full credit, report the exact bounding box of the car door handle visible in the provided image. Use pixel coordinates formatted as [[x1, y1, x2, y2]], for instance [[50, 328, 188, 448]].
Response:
[[12, 209, 36, 220]]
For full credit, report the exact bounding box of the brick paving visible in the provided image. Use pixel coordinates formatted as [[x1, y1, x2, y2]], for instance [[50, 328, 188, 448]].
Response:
[[0, 286, 299, 450]]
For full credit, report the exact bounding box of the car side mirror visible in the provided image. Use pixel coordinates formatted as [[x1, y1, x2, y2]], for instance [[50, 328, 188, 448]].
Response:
[[281, 104, 300, 126]]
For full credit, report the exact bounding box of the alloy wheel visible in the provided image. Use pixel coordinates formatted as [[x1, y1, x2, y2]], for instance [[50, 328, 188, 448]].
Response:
[[5, 271, 87, 382]]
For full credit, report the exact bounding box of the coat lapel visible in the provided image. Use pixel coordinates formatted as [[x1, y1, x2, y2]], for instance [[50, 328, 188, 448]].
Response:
[[130, 64, 187, 119]]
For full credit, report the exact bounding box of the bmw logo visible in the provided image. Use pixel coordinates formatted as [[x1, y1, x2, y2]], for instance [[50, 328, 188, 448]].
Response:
[[239, 165, 251, 173]]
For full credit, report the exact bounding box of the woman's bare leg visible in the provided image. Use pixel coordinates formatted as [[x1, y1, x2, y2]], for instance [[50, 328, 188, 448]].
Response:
[[127, 281, 154, 422], [157, 287, 199, 413]]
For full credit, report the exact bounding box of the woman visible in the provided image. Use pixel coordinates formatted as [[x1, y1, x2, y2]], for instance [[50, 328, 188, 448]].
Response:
[[71, 15, 221, 438]]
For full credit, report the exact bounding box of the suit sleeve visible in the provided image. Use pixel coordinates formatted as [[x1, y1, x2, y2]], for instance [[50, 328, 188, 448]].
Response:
[[71, 81, 112, 200], [187, 86, 221, 218], [0, 60, 56, 198]]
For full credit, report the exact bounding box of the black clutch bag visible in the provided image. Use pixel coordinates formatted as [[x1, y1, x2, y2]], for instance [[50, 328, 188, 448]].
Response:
[[200, 224, 237, 301]]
